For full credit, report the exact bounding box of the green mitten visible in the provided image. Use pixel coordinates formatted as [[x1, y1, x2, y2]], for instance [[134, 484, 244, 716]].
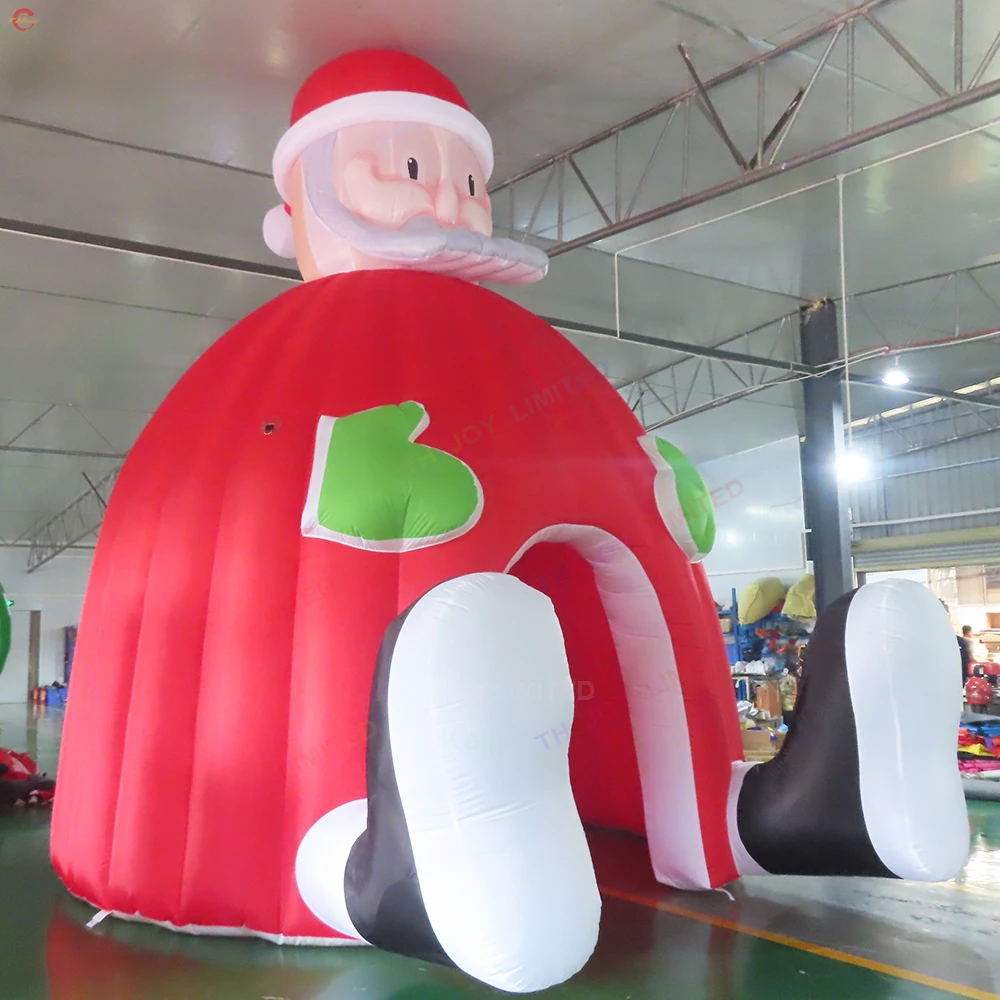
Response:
[[640, 434, 715, 561], [304, 402, 482, 550]]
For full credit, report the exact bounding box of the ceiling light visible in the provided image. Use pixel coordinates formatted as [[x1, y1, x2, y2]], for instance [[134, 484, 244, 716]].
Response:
[[837, 449, 870, 482], [881, 360, 910, 386]]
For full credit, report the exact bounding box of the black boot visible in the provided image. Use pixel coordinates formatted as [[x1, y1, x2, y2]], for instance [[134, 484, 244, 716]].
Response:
[[296, 573, 600, 993], [344, 605, 453, 966], [733, 579, 968, 881]]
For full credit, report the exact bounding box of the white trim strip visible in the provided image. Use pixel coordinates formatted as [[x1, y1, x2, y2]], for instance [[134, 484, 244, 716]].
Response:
[[505, 524, 711, 890], [638, 435, 702, 563], [67, 893, 368, 946], [726, 761, 770, 877]]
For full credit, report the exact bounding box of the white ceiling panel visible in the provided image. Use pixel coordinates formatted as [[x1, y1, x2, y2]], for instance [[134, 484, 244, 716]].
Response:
[[0, 359, 182, 414], [0, 119, 277, 262], [500, 246, 805, 364], [606, 110, 1000, 302], [651, 384, 804, 464], [0, 0, 837, 184], [0, 285, 229, 372], [2, 0, 1000, 552], [0, 233, 288, 322], [4, 406, 120, 456], [0, 452, 120, 541]]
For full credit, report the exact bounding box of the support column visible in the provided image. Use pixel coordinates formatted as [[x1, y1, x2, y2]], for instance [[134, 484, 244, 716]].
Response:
[[799, 299, 854, 612], [27, 609, 40, 699]]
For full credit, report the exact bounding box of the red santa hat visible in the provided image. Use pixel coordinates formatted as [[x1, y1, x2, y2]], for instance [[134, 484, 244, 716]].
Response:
[[263, 49, 494, 257]]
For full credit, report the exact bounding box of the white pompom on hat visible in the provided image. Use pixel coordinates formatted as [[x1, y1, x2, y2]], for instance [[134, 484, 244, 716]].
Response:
[[263, 49, 494, 258]]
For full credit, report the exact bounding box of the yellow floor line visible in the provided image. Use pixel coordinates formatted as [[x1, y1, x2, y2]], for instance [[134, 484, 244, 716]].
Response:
[[600, 886, 1000, 1000], [943, 881, 1000, 902]]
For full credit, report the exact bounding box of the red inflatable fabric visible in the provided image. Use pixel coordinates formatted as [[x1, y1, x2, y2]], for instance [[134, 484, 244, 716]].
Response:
[[51, 269, 741, 940], [0, 748, 37, 779]]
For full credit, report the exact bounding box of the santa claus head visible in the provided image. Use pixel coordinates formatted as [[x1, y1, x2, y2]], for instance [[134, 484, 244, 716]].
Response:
[[263, 49, 548, 284]]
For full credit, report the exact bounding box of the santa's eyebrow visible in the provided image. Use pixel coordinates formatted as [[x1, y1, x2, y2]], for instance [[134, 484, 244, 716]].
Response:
[[346, 160, 435, 197]]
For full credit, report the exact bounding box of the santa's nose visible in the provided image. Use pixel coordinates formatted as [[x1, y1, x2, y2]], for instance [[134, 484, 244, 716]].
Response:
[[435, 179, 460, 226]]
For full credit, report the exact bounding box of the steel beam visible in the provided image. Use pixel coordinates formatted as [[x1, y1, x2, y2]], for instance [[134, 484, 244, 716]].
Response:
[[853, 507, 1000, 528], [613, 312, 799, 388], [848, 376, 1000, 409], [4, 1, 992, 280], [970, 28, 1000, 89], [853, 395, 1000, 455], [0, 216, 300, 281], [955, 0, 965, 90], [677, 44, 748, 171], [567, 158, 612, 226], [642, 371, 803, 430], [0, 542, 96, 550], [865, 13, 949, 99], [492, 0, 895, 191], [543, 316, 812, 374], [81, 471, 108, 508], [883, 453, 1000, 479], [853, 525, 1000, 551], [0, 112, 271, 179], [4, 405, 55, 447], [490, 0, 1000, 256], [550, 312, 1000, 428], [747, 89, 804, 170], [26, 466, 121, 572], [766, 25, 844, 165], [800, 300, 855, 610], [631, 365, 1000, 430], [546, 75, 1000, 256], [0, 445, 126, 459], [625, 106, 678, 218]]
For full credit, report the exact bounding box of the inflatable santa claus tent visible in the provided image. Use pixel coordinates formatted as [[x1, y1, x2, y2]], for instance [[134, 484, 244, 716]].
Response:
[[52, 48, 969, 993]]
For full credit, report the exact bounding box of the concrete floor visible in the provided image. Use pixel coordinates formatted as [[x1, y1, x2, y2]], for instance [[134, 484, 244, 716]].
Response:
[[2, 703, 1000, 999]]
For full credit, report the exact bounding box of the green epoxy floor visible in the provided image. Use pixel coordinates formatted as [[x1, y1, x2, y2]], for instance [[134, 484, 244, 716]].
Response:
[[2, 704, 1000, 999]]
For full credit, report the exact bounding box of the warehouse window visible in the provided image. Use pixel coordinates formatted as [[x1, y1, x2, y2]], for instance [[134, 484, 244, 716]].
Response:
[[957, 565, 987, 606], [986, 565, 1000, 604]]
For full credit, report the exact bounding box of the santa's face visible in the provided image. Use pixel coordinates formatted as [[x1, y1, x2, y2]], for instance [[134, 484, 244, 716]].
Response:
[[289, 123, 546, 284], [333, 123, 493, 236]]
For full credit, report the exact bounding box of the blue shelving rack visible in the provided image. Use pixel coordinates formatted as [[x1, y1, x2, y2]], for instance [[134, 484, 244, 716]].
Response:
[[719, 587, 741, 665]]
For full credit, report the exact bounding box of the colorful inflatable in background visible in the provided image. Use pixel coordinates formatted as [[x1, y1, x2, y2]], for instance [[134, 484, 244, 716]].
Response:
[[51, 49, 970, 993], [0, 747, 55, 807], [0, 583, 11, 676]]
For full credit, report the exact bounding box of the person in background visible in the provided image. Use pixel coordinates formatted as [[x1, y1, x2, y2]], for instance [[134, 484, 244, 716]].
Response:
[[778, 666, 798, 729], [958, 625, 973, 688]]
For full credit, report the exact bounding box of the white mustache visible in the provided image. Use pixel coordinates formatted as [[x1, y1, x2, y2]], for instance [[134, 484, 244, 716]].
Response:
[[300, 136, 547, 284]]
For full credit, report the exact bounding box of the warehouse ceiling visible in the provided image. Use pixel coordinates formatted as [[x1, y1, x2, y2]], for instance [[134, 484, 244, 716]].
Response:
[[1, 0, 999, 556]]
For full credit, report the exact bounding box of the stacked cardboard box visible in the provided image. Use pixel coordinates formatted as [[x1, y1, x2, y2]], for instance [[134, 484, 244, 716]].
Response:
[[741, 727, 786, 763], [753, 679, 781, 719]]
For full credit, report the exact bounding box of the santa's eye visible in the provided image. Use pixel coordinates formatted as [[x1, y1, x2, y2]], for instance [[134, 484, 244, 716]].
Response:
[[468, 175, 476, 196], [407, 157, 419, 180]]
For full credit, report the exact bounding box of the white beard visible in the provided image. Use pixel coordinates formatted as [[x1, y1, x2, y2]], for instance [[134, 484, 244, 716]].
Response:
[[300, 135, 547, 285]]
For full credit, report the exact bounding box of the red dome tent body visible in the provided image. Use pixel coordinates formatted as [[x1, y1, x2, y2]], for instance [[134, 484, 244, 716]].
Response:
[[51, 271, 742, 941]]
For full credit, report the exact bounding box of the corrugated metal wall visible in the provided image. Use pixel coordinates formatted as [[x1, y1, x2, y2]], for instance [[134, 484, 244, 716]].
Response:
[[848, 404, 1000, 569], [851, 427, 1000, 540]]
